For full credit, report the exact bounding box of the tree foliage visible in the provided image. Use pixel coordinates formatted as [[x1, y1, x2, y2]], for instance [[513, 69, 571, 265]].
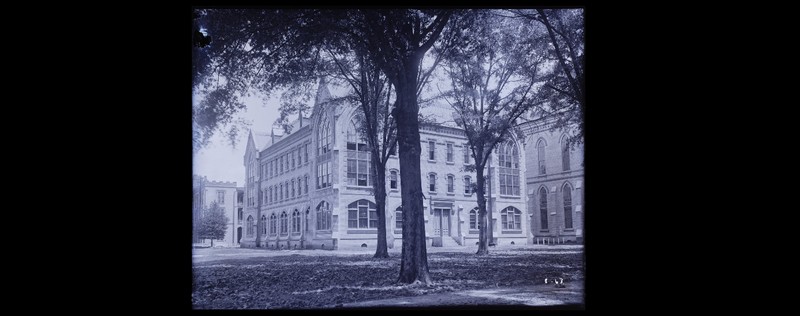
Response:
[[198, 201, 229, 247], [507, 9, 584, 147], [437, 10, 549, 255]]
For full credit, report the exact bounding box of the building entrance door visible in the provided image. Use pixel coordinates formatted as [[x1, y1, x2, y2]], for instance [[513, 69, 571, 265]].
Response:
[[433, 208, 450, 237]]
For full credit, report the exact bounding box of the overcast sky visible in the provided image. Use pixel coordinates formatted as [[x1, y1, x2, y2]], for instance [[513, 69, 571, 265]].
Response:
[[193, 91, 281, 187]]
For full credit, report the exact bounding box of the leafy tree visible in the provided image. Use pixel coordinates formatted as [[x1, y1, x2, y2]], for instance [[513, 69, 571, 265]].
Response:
[[194, 8, 468, 284], [198, 201, 229, 247], [507, 9, 584, 147], [328, 49, 398, 258], [437, 10, 549, 255]]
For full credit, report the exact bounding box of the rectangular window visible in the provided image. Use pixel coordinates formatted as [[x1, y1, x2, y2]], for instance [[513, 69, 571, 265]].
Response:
[[470, 211, 476, 229], [428, 141, 436, 160], [390, 171, 397, 189], [217, 191, 224, 204], [280, 156, 284, 173], [369, 208, 378, 228], [291, 180, 295, 197], [446, 143, 453, 162], [464, 177, 471, 194], [429, 174, 436, 192], [348, 209, 358, 228], [359, 205, 368, 228], [305, 144, 309, 163], [297, 147, 302, 165], [447, 175, 454, 193], [357, 160, 368, 186], [304, 176, 308, 194], [292, 151, 296, 169], [395, 210, 402, 229], [463, 144, 470, 164]]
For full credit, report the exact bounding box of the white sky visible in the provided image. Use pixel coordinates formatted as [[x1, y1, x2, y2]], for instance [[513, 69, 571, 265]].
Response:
[[193, 91, 281, 187]]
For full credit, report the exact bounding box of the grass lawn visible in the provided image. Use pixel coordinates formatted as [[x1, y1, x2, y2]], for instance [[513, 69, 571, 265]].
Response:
[[192, 248, 583, 309]]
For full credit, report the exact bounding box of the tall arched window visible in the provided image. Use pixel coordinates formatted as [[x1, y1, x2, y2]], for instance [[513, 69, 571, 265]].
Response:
[[291, 179, 296, 198], [429, 173, 437, 192], [469, 208, 478, 229], [269, 213, 277, 236], [318, 115, 331, 155], [279, 183, 283, 201], [395, 206, 403, 229], [346, 119, 371, 187], [285, 181, 289, 200], [261, 215, 267, 235], [539, 187, 549, 230], [316, 115, 332, 189], [563, 183, 573, 229], [498, 142, 520, 196], [348, 199, 378, 228], [304, 175, 309, 194], [292, 209, 300, 233], [464, 176, 472, 194], [561, 135, 570, 171], [316, 201, 331, 230], [246, 216, 254, 237], [501, 206, 522, 230], [268, 187, 272, 204], [280, 211, 288, 235], [537, 139, 546, 175]]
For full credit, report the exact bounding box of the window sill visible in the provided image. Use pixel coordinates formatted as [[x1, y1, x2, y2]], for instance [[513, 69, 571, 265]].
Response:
[[468, 230, 480, 234], [498, 194, 522, 199], [389, 189, 399, 193], [446, 192, 455, 196], [501, 230, 523, 234], [463, 193, 473, 196], [428, 160, 437, 163], [428, 191, 437, 195], [347, 229, 378, 234], [346, 185, 373, 190], [446, 161, 454, 165]]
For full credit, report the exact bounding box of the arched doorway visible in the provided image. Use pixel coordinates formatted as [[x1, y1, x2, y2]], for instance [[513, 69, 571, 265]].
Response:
[[237, 227, 242, 243]]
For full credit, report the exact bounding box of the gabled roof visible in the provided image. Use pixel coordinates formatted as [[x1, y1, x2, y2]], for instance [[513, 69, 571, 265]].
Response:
[[251, 130, 271, 151]]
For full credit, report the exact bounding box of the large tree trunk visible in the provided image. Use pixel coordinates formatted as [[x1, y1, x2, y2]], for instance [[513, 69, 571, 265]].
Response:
[[372, 160, 389, 258], [475, 165, 489, 255], [395, 61, 431, 284]]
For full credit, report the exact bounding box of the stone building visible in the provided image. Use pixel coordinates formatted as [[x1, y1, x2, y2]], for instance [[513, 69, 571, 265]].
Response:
[[520, 116, 584, 244], [192, 175, 244, 247], [240, 82, 532, 250]]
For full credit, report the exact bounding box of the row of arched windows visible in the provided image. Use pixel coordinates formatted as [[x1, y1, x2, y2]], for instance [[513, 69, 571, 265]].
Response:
[[245, 209, 304, 237], [536, 135, 573, 175], [537, 182, 575, 230], [467, 206, 523, 231]]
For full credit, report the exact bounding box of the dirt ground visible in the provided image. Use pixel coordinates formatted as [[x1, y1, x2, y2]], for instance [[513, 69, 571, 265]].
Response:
[[192, 245, 584, 309]]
